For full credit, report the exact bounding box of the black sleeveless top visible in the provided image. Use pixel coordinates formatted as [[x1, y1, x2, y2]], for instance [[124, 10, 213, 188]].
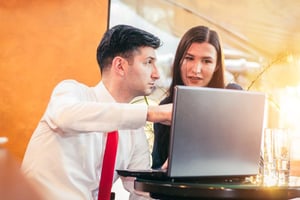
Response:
[[151, 98, 171, 169]]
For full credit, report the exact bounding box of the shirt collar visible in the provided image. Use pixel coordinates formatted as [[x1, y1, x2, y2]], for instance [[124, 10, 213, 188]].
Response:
[[93, 81, 116, 103]]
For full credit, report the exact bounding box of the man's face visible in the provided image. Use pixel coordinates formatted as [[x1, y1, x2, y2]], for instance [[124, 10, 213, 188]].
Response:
[[124, 46, 160, 97]]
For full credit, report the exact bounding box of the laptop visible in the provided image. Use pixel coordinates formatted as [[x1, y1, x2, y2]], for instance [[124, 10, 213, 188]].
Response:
[[117, 86, 267, 182]]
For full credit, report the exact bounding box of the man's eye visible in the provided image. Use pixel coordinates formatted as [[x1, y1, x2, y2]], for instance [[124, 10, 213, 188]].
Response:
[[145, 60, 153, 65]]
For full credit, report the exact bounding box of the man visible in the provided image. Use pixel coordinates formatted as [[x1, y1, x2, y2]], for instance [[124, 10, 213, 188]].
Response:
[[22, 24, 172, 200]]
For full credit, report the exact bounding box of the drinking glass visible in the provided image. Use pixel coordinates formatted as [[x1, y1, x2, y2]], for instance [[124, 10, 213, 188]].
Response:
[[261, 128, 290, 186]]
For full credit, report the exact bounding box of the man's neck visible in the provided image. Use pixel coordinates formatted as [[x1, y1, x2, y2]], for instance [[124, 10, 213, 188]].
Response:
[[102, 79, 133, 103]]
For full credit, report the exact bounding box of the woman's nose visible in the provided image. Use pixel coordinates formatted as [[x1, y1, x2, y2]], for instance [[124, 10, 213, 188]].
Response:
[[193, 62, 202, 74]]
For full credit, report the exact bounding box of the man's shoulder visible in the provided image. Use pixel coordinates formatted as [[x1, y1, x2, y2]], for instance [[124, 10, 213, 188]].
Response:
[[49, 80, 93, 98], [56, 79, 84, 86], [54, 79, 89, 90]]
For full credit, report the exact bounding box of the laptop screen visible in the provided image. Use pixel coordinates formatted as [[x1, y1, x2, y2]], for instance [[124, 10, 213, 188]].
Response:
[[168, 86, 267, 178]]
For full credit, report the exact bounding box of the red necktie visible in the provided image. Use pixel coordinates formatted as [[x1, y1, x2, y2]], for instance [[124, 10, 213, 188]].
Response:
[[98, 131, 119, 200]]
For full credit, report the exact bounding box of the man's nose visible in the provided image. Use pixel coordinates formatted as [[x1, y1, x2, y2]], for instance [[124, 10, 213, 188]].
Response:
[[152, 65, 160, 79]]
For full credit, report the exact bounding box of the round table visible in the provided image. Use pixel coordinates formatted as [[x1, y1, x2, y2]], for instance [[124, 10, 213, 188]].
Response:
[[135, 178, 300, 200]]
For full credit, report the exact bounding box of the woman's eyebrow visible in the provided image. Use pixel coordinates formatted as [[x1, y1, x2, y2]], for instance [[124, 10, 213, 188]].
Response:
[[185, 52, 193, 56], [201, 56, 214, 59]]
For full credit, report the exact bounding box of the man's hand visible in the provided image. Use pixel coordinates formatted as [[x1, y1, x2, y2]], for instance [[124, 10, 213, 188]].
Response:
[[147, 104, 173, 125]]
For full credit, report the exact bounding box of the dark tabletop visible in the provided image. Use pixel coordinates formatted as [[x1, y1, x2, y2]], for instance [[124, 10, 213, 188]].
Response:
[[135, 178, 300, 200]]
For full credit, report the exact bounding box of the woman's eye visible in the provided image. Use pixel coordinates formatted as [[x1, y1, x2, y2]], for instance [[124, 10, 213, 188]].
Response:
[[203, 59, 212, 64], [185, 56, 193, 61]]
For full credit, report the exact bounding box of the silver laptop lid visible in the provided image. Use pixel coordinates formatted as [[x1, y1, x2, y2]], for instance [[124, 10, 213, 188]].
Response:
[[168, 86, 266, 178]]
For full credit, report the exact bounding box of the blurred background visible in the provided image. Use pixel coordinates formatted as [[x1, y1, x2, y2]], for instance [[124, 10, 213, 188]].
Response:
[[0, 0, 107, 159]]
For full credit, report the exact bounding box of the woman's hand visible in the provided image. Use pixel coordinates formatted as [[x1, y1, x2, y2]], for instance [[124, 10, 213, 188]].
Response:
[[161, 158, 168, 170]]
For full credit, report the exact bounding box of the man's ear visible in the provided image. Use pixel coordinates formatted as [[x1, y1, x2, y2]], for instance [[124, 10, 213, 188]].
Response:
[[111, 56, 125, 76]]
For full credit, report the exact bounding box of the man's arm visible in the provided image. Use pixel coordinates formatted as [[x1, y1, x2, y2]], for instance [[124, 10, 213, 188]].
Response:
[[147, 104, 173, 125], [45, 80, 148, 133]]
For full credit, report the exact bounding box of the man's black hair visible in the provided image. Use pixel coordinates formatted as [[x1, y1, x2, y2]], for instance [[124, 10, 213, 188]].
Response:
[[96, 24, 161, 72]]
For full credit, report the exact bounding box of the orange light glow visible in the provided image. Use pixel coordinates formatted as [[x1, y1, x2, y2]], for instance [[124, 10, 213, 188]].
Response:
[[279, 86, 300, 129]]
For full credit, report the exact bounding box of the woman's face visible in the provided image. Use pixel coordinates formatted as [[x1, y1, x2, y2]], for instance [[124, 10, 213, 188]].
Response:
[[180, 42, 217, 87]]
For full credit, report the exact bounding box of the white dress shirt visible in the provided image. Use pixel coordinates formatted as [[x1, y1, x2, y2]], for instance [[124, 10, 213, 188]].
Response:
[[21, 80, 152, 200]]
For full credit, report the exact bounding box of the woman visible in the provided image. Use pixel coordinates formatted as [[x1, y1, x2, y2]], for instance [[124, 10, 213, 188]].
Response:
[[152, 25, 226, 169]]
